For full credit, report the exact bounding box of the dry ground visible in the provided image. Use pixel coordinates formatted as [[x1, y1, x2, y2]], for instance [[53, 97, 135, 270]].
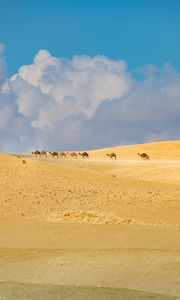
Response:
[[0, 140, 180, 299]]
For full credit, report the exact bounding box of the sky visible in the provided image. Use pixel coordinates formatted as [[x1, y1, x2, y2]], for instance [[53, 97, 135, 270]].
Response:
[[1, 0, 180, 76], [0, 0, 180, 152]]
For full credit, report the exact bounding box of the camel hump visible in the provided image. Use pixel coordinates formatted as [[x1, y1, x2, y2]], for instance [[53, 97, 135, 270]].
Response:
[[78, 152, 89, 158], [59, 152, 67, 157], [83, 152, 89, 157], [34, 150, 41, 154], [106, 153, 116, 159], [41, 150, 46, 154], [32, 150, 41, 157], [50, 151, 59, 157], [137, 152, 149, 160], [70, 152, 77, 157]]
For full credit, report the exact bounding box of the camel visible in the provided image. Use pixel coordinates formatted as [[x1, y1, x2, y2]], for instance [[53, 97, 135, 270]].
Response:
[[78, 152, 89, 159], [32, 150, 41, 158], [40, 150, 47, 158], [137, 152, 149, 160], [59, 152, 67, 158], [67, 152, 78, 159], [106, 153, 116, 160], [49, 151, 59, 158]]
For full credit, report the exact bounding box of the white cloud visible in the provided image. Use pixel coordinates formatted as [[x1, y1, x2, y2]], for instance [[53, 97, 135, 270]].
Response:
[[86, 64, 180, 148], [13, 51, 131, 119], [0, 47, 180, 152]]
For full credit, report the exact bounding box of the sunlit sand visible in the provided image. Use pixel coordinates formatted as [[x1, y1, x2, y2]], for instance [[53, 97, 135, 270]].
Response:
[[0, 141, 180, 299]]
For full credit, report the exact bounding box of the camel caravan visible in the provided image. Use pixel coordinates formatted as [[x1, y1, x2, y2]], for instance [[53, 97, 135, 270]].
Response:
[[31, 151, 90, 159], [32, 150, 150, 161]]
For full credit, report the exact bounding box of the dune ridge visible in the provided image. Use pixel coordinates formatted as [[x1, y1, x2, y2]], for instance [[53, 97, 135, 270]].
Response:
[[89, 140, 180, 160]]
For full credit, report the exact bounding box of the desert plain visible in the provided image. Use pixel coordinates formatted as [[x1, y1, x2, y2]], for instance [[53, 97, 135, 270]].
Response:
[[0, 140, 180, 299]]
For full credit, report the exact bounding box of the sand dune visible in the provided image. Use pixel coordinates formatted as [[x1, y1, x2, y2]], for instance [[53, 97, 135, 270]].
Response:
[[1, 282, 178, 300], [1, 248, 180, 298], [1, 142, 180, 226], [90, 140, 180, 160], [1, 141, 180, 299]]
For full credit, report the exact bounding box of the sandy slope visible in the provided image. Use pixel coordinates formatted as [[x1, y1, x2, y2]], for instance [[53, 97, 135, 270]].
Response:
[[1, 140, 180, 299], [1, 282, 178, 300], [89, 140, 180, 160]]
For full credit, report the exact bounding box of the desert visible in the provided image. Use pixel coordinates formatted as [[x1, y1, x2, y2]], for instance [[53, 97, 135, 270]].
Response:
[[0, 140, 180, 299], [1, 0, 180, 298]]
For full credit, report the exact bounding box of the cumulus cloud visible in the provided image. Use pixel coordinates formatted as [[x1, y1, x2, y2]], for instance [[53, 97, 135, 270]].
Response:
[[86, 64, 180, 149], [0, 47, 180, 152]]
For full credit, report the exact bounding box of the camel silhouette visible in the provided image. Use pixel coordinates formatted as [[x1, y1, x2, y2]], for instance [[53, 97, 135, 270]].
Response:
[[40, 150, 47, 158], [49, 152, 59, 158], [32, 150, 41, 157], [137, 152, 149, 160], [106, 153, 116, 160], [59, 152, 67, 158], [67, 152, 78, 159], [78, 152, 89, 159]]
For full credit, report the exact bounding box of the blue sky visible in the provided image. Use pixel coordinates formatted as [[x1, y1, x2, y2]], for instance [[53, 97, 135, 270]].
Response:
[[0, 0, 180, 152], [1, 0, 180, 76]]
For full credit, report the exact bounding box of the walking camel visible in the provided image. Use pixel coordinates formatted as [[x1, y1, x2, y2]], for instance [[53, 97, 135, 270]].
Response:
[[78, 152, 89, 159], [137, 152, 149, 160], [106, 153, 117, 160], [49, 152, 59, 158], [59, 152, 67, 158], [32, 150, 41, 158], [67, 152, 78, 159], [40, 150, 47, 158]]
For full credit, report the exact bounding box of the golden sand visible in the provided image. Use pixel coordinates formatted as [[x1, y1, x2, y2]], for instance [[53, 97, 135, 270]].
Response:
[[0, 141, 180, 299]]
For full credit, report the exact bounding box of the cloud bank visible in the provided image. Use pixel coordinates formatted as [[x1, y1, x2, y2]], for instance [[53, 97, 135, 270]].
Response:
[[0, 47, 180, 152]]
